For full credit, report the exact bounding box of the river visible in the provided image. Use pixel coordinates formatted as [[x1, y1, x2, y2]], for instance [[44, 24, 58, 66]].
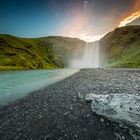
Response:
[[0, 69, 79, 105]]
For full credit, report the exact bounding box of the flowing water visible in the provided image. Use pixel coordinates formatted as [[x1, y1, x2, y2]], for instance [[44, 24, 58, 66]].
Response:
[[0, 69, 79, 105], [70, 41, 100, 68], [83, 42, 99, 68]]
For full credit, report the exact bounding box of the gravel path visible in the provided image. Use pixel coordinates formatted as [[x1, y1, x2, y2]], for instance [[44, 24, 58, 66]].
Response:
[[0, 69, 140, 140]]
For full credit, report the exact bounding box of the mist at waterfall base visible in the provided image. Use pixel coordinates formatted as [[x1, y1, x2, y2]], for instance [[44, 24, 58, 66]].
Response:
[[69, 41, 100, 68]]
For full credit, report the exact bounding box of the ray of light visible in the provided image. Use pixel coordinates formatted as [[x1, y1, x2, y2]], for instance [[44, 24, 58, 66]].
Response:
[[58, 0, 140, 42]]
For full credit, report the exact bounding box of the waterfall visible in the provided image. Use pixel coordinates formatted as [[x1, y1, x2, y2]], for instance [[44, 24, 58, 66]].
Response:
[[69, 41, 100, 68], [83, 42, 99, 68]]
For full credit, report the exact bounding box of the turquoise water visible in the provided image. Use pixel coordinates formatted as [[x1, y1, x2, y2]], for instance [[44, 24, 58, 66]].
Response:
[[0, 69, 79, 105]]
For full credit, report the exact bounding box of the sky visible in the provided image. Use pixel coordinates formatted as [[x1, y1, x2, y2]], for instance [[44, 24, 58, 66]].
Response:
[[0, 0, 140, 42]]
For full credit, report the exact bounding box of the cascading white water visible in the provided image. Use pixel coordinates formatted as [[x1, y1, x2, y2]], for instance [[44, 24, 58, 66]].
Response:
[[69, 41, 100, 68], [83, 42, 99, 68]]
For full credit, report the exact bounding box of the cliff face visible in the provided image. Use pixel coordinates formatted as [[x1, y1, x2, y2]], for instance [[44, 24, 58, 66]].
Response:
[[100, 26, 140, 68], [0, 35, 85, 70]]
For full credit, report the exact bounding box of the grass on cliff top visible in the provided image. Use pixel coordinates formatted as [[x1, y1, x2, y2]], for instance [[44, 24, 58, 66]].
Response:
[[100, 25, 140, 68], [0, 34, 85, 70]]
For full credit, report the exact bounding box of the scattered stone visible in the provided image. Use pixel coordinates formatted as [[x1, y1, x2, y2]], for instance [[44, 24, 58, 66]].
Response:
[[85, 98, 92, 103], [15, 135, 20, 140], [39, 115, 43, 119], [70, 105, 73, 110], [114, 132, 122, 140], [63, 112, 69, 116], [44, 134, 51, 140], [129, 107, 132, 110], [74, 135, 78, 138], [100, 118, 104, 123], [0, 69, 140, 139], [58, 137, 62, 140], [106, 122, 110, 126], [86, 114, 90, 118]]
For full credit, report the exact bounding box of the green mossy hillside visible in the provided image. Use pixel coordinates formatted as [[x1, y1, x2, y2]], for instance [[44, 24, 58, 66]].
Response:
[[0, 35, 85, 70], [100, 25, 140, 68]]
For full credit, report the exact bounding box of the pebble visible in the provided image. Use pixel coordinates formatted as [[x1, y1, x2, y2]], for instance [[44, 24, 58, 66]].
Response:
[[74, 135, 78, 138], [63, 112, 69, 116], [58, 137, 62, 140], [86, 114, 90, 118], [0, 69, 139, 139], [70, 105, 73, 110], [100, 118, 104, 123], [44, 134, 51, 140], [85, 99, 92, 103]]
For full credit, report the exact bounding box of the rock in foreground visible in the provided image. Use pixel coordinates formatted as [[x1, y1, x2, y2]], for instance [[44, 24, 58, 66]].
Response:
[[85, 93, 140, 130]]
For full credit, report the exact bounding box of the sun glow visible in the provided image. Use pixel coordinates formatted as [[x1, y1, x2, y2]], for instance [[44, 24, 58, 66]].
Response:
[[59, 0, 140, 42], [77, 34, 105, 42], [119, 11, 140, 27], [81, 10, 140, 42]]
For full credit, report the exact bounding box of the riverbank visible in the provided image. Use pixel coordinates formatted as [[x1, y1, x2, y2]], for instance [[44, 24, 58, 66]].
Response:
[[0, 69, 140, 140]]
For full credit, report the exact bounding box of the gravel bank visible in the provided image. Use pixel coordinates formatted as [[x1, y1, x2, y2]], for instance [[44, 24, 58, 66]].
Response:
[[0, 69, 140, 140]]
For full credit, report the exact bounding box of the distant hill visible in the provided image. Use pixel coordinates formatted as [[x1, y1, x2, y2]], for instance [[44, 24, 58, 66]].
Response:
[[0, 35, 85, 70], [100, 25, 140, 68]]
